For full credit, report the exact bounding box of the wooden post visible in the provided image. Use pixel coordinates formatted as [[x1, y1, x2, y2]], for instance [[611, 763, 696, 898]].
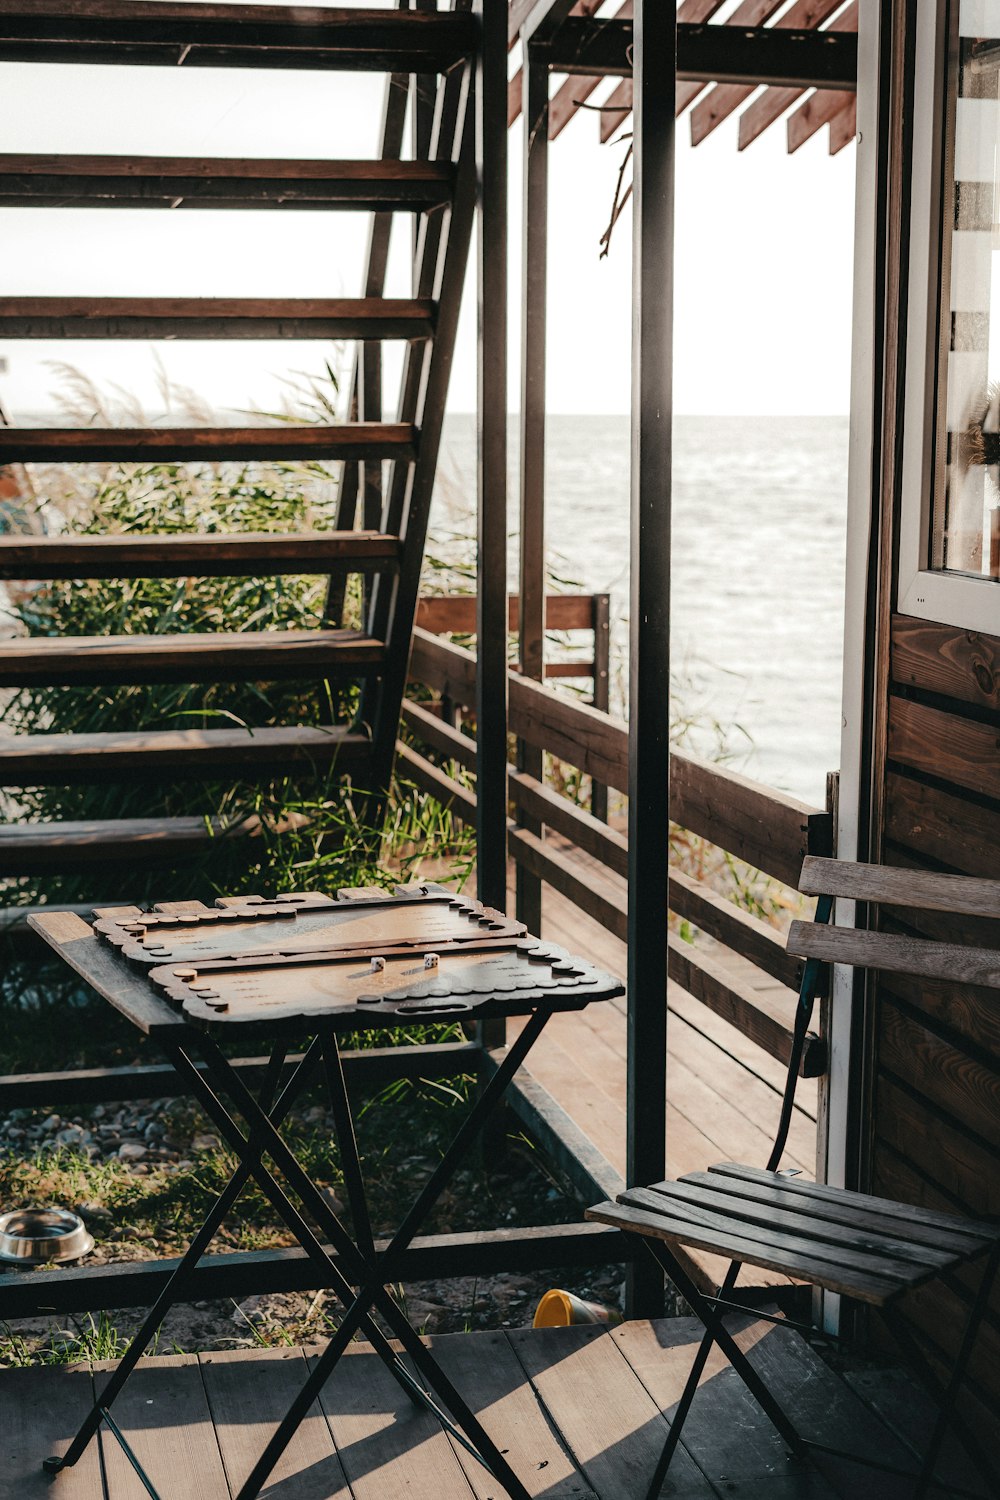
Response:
[[515, 49, 548, 938], [626, 0, 675, 1319], [474, 0, 509, 1064]]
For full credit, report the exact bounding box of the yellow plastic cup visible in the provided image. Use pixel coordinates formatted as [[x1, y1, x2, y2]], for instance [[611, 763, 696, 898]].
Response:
[[533, 1288, 616, 1328]]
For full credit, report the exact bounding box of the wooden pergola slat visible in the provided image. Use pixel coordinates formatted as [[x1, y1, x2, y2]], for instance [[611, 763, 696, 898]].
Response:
[[787, 84, 850, 152], [689, 0, 843, 146], [508, 0, 860, 156], [547, 1, 632, 142], [829, 94, 857, 154], [737, 0, 858, 151]]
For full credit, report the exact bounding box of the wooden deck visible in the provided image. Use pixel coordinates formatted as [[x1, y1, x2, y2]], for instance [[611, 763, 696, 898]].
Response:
[[510, 878, 818, 1290], [5, 1319, 984, 1499]]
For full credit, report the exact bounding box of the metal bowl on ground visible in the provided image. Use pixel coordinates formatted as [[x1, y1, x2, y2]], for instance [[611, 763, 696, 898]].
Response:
[[0, 1207, 94, 1265]]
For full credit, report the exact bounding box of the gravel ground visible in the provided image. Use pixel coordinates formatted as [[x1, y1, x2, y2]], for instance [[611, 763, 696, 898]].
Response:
[[0, 1093, 631, 1363]]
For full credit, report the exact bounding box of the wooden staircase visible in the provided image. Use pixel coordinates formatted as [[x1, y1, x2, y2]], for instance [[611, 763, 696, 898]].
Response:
[[0, 1, 477, 891]]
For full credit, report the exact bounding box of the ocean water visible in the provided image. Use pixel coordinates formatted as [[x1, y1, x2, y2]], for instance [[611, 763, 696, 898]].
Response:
[[435, 413, 849, 806], [7, 409, 848, 806]]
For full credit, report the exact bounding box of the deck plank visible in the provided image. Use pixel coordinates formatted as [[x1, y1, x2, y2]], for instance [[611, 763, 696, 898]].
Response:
[[200, 1346, 352, 1500], [0, 1362, 106, 1500], [0, 1327, 962, 1500], [843, 1367, 989, 1498], [422, 1329, 595, 1498], [312, 1343, 477, 1500], [730, 1323, 917, 1499], [96, 1354, 231, 1500], [504, 1323, 717, 1498], [611, 1317, 841, 1498]]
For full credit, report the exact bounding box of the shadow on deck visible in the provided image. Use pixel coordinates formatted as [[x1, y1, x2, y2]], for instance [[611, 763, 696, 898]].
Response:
[[5, 1318, 983, 1499]]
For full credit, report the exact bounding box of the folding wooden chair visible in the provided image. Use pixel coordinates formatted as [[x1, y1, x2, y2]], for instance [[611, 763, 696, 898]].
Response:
[[587, 857, 1000, 1500]]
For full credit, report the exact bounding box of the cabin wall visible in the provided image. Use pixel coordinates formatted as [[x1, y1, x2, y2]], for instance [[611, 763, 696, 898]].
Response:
[[871, 612, 1000, 1434]]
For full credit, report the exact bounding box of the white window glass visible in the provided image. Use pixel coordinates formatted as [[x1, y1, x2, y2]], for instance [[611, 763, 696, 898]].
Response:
[[934, 7, 1000, 581]]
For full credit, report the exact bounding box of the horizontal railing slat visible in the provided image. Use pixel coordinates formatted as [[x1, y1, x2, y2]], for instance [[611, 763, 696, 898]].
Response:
[[415, 592, 601, 634], [506, 823, 823, 1075], [408, 627, 832, 886], [0, 1041, 483, 1109], [0, 1224, 625, 1320]]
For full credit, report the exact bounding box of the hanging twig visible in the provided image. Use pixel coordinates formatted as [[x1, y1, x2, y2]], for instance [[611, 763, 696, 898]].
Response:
[[599, 136, 633, 259]]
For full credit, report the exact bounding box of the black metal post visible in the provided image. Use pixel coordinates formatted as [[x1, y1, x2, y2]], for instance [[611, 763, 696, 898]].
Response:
[[591, 590, 611, 821], [474, 0, 509, 920], [626, 0, 676, 1319], [515, 48, 548, 939]]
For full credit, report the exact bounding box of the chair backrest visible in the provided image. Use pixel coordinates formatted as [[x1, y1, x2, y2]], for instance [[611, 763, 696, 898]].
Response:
[[787, 857, 1000, 991], [764, 858, 1000, 1173]]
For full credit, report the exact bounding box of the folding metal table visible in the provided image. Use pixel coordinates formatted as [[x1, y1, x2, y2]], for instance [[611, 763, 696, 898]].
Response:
[[30, 889, 624, 1500]]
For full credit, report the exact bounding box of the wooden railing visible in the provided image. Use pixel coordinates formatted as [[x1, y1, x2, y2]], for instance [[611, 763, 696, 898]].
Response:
[[401, 620, 834, 1077]]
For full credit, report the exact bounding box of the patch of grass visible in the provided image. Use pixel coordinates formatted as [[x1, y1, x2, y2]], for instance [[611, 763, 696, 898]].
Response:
[[0, 1311, 136, 1368]]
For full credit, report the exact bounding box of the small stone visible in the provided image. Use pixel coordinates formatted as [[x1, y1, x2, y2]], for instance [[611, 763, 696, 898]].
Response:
[[232, 1294, 266, 1325], [75, 1202, 112, 1229], [55, 1126, 91, 1148], [40, 1114, 61, 1133], [118, 1142, 147, 1162], [191, 1133, 221, 1153]]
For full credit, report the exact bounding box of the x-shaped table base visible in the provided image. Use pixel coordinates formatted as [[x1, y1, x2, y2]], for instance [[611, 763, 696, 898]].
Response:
[[44, 1012, 551, 1500]]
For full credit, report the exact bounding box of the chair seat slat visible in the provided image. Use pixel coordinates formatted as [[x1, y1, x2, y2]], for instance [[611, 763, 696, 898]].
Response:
[[617, 1187, 942, 1291], [646, 1179, 959, 1270], [678, 1170, 983, 1254], [707, 1163, 1000, 1243], [585, 1199, 906, 1305]]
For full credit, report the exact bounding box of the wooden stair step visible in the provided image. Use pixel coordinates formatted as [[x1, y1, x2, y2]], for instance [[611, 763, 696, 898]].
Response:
[[0, 628, 385, 686], [0, 530, 401, 579], [0, 297, 435, 340], [0, 816, 253, 873], [0, 154, 455, 210], [0, 4, 477, 72], [0, 424, 415, 463], [0, 725, 371, 783]]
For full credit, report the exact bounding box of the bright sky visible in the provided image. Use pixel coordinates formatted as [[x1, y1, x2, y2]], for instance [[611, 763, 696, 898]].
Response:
[[0, 60, 857, 419]]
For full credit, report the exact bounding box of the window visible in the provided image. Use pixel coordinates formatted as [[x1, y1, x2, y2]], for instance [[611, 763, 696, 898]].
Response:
[[900, 0, 1000, 631]]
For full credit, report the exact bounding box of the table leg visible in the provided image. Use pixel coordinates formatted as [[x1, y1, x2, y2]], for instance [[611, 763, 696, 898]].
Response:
[[192, 1016, 552, 1500], [322, 1034, 375, 1259], [43, 1043, 308, 1477]]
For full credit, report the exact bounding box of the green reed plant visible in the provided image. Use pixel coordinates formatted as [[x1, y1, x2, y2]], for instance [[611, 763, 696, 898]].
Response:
[[0, 368, 476, 908]]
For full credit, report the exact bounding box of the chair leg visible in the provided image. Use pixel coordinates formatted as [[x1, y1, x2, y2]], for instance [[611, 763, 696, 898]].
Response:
[[884, 1246, 1000, 1500], [643, 1257, 744, 1500]]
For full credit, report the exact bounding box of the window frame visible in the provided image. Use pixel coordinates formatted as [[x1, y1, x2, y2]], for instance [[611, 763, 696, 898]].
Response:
[[898, 0, 1000, 632]]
